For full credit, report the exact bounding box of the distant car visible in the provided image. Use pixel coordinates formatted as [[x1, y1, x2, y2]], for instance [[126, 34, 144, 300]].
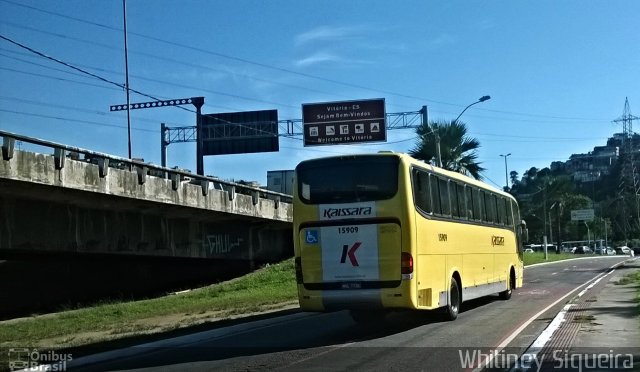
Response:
[[615, 246, 633, 256], [575, 246, 592, 254], [524, 248, 535, 253], [606, 248, 616, 255]]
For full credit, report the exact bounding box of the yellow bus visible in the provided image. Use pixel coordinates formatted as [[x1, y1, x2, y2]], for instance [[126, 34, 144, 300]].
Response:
[[293, 152, 526, 321]]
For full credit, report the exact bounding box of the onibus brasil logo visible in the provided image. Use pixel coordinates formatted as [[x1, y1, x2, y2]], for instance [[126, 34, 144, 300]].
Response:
[[7, 348, 72, 371]]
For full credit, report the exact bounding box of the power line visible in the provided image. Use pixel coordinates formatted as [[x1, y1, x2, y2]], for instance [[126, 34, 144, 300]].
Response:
[[0, 108, 156, 133], [1, 45, 607, 125], [0, 34, 195, 114], [0, 66, 123, 91], [0, 51, 243, 112], [0, 96, 189, 127], [0, 0, 609, 122], [0, 63, 615, 145], [0, 21, 408, 111]]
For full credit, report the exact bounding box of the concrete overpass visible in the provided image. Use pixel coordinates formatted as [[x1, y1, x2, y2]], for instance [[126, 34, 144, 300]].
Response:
[[0, 130, 293, 263]]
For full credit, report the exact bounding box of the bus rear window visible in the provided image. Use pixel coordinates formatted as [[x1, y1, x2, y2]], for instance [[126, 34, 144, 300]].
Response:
[[296, 156, 399, 204]]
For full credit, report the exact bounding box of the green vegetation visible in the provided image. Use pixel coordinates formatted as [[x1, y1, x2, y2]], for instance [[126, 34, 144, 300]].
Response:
[[616, 270, 640, 286], [615, 270, 640, 320], [0, 259, 297, 348], [0, 252, 581, 350], [508, 144, 640, 247], [523, 251, 576, 266]]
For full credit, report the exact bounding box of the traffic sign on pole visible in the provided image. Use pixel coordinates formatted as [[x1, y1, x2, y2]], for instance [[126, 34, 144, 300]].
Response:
[[570, 209, 594, 221]]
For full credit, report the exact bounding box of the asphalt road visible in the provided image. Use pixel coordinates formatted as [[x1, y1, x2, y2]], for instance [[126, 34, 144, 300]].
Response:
[[69, 256, 628, 372]]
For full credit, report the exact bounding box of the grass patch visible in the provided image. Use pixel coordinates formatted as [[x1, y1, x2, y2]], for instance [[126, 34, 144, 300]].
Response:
[[0, 259, 297, 348], [616, 271, 640, 286], [523, 252, 576, 266], [573, 315, 596, 323]]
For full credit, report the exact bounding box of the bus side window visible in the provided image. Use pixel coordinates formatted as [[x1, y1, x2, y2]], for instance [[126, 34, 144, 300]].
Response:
[[456, 183, 466, 219], [478, 190, 486, 222], [430, 174, 442, 215], [465, 185, 474, 220], [509, 200, 520, 226], [506, 199, 514, 226], [451, 181, 460, 218], [497, 196, 506, 225], [485, 193, 496, 223], [496, 197, 502, 225], [438, 178, 451, 217], [413, 170, 431, 213], [472, 188, 482, 221]]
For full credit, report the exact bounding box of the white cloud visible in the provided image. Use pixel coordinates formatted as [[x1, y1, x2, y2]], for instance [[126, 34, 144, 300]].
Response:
[[294, 26, 364, 46], [294, 52, 343, 67], [294, 52, 376, 68]]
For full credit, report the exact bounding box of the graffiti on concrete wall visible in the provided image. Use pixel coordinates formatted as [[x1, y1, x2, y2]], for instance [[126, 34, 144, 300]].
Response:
[[205, 234, 244, 256]]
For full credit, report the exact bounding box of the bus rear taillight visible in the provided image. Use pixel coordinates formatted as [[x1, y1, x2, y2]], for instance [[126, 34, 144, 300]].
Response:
[[401, 252, 413, 278], [295, 257, 303, 283]]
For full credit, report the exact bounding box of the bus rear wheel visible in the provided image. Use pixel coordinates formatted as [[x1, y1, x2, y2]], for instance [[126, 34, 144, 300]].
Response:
[[444, 277, 460, 321], [499, 270, 515, 300]]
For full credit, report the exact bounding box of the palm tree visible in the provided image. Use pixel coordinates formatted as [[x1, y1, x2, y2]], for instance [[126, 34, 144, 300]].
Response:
[[409, 119, 485, 180]]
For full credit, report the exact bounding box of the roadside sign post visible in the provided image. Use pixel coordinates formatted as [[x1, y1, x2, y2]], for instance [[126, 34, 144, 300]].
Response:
[[571, 209, 594, 248], [543, 235, 548, 260], [570, 209, 595, 221]]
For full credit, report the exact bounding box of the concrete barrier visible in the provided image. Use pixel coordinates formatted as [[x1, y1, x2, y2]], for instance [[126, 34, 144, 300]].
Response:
[[0, 149, 293, 261]]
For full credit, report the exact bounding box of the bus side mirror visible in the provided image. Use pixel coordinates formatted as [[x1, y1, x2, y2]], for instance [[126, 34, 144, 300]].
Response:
[[520, 220, 529, 242]]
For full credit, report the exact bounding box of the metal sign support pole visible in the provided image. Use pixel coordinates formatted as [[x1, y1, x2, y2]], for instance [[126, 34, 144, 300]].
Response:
[[192, 97, 205, 175]]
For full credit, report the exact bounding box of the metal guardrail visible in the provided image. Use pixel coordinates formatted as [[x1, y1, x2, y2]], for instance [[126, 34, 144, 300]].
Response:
[[0, 130, 293, 205]]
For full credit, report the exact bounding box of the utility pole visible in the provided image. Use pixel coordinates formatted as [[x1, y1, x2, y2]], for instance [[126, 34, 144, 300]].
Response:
[[122, 0, 132, 161], [500, 153, 511, 190]]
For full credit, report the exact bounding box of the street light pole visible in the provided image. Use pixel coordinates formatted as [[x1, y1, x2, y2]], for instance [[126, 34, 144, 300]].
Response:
[[453, 95, 491, 124], [584, 221, 591, 247], [438, 95, 491, 168], [500, 153, 511, 189]]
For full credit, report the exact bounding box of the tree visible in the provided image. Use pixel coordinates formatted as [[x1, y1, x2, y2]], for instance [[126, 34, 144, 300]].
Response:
[[509, 170, 519, 186], [409, 119, 485, 180]]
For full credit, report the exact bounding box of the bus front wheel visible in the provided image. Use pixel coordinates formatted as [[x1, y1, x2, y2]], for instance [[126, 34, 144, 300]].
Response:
[[444, 277, 460, 321]]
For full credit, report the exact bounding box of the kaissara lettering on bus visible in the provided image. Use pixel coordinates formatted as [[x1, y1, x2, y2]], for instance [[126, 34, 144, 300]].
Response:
[[322, 207, 372, 219]]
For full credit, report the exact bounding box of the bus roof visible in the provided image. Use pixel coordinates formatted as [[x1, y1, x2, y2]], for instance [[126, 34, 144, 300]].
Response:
[[296, 152, 515, 202]]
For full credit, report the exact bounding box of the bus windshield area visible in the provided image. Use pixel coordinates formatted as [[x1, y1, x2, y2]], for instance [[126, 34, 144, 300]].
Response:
[[296, 156, 399, 204]]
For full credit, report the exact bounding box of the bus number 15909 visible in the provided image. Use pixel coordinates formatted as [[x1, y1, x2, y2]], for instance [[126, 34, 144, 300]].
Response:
[[338, 226, 359, 234]]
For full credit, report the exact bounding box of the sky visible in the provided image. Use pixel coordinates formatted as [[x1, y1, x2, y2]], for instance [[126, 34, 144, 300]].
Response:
[[1, 0, 639, 189]]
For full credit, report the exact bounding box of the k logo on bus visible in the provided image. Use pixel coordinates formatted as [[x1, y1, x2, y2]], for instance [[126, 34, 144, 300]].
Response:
[[340, 242, 361, 266]]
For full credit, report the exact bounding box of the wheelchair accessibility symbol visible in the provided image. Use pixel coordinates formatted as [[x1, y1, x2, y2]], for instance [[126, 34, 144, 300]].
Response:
[[305, 230, 319, 244]]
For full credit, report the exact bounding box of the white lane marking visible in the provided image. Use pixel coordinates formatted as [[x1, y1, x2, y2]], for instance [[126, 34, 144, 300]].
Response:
[[280, 342, 356, 370], [576, 274, 607, 298], [530, 304, 573, 348], [472, 259, 628, 372], [524, 256, 621, 269]]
